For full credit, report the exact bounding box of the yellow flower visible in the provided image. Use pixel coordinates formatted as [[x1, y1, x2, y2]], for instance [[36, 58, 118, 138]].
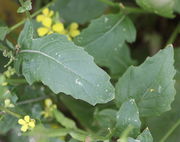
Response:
[[52, 22, 66, 34], [36, 8, 54, 23], [68, 22, 80, 38], [37, 21, 66, 37], [18, 115, 36, 132], [41, 98, 57, 118], [4, 99, 14, 108]]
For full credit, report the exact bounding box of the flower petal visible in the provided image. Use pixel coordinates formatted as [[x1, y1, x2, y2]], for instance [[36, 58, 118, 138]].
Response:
[[18, 119, 26, 125], [21, 125, 28, 132], [36, 15, 45, 22], [42, 17, 52, 28], [42, 8, 49, 16], [37, 27, 49, 37], [24, 115, 30, 122]]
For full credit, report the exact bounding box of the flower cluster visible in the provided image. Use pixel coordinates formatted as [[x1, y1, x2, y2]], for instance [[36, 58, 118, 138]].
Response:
[[36, 8, 80, 40], [18, 115, 36, 132], [41, 98, 57, 118]]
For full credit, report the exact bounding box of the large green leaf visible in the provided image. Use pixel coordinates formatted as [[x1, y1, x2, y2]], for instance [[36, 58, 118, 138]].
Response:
[[136, 0, 175, 18], [15, 21, 115, 105], [74, 14, 136, 77], [147, 48, 180, 142], [52, 0, 111, 24], [115, 99, 141, 137], [115, 46, 176, 117]]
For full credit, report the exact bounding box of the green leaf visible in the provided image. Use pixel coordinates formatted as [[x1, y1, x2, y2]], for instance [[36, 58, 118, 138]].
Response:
[[94, 109, 117, 133], [115, 99, 141, 137], [60, 95, 95, 129], [136, 128, 153, 142], [0, 115, 17, 134], [136, 0, 175, 18], [147, 48, 180, 142], [52, 0, 111, 24], [53, 109, 77, 129], [0, 26, 9, 40], [115, 45, 176, 117], [74, 14, 136, 77], [17, 7, 26, 13], [15, 20, 115, 105]]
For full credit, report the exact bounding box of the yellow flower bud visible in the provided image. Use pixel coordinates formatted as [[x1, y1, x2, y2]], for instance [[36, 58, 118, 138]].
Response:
[[70, 22, 79, 30], [45, 98, 53, 107]]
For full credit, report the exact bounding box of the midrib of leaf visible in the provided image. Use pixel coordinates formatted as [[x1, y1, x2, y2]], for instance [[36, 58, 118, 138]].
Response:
[[83, 15, 126, 48], [19, 49, 96, 92]]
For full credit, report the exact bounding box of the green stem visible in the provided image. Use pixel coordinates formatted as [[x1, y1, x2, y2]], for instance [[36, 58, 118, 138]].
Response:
[[159, 118, 180, 142], [0, 106, 21, 118], [166, 23, 180, 45], [6, 78, 27, 85], [17, 96, 47, 105], [9, 0, 56, 32], [97, 0, 119, 7], [125, 6, 148, 14], [118, 125, 134, 142], [97, 0, 147, 14]]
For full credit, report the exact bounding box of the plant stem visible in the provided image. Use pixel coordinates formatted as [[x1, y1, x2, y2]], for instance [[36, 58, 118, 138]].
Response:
[[9, 0, 56, 32], [97, 0, 147, 14], [98, 0, 119, 7], [0, 106, 21, 118], [159, 118, 180, 142], [17, 96, 47, 105], [166, 23, 180, 45], [6, 78, 27, 85]]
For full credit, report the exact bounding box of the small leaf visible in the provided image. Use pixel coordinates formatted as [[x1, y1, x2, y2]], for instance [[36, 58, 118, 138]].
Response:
[[136, 128, 153, 142], [0, 26, 9, 40], [17, 0, 32, 13], [115, 99, 141, 137], [23, 0, 32, 11], [74, 14, 136, 77], [53, 109, 77, 129], [136, 0, 175, 18], [17, 7, 26, 13], [115, 45, 176, 117], [15, 20, 115, 105]]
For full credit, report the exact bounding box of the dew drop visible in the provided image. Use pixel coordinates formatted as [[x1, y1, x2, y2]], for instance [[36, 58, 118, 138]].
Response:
[[130, 99, 135, 103], [114, 48, 118, 51], [123, 28, 126, 31], [104, 17, 109, 23], [158, 85, 162, 93], [75, 78, 83, 86], [105, 89, 108, 92], [97, 84, 100, 87]]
